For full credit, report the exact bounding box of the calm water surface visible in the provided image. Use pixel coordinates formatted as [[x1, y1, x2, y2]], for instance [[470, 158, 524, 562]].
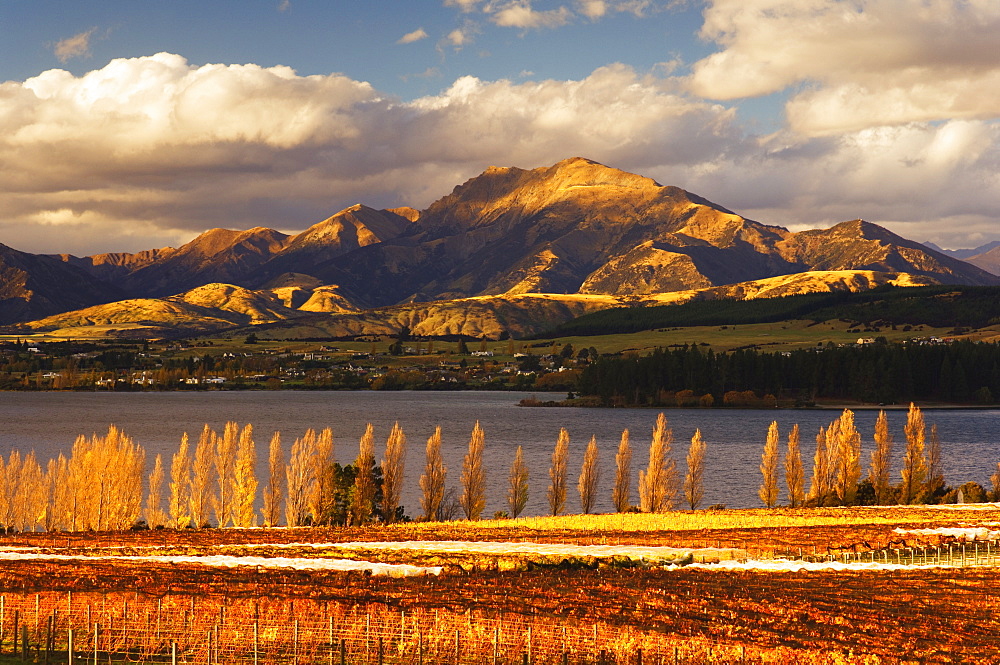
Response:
[[1, 391, 998, 517]]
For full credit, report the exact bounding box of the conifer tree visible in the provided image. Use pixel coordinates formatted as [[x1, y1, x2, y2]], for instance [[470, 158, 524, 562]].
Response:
[[547, 428, 570, 516], [578, 435, 600, 514], [460, 421, 486, 520], [213, 421, 239, 528], [759, 421, 780, 508], [262, 431, 284, 527], [169, 433, 192, 529], [833, 409, 862, 505], [381, 422, 406, 524], [419, 426, 446, 521], [900, 403, 927, 504], [638, 413, 677, 513], [508, 445, 529, 518], [286, 429, 317, 527], [190, 424, 215, 528], [232, 424, 257, 528], [146, 454, 165, 529], [869, 410, 893, 505], [784, 424, 804, 508], [612, 429, 632, 513], [350, 424, 377, 525], [684, 428, 706, 510]]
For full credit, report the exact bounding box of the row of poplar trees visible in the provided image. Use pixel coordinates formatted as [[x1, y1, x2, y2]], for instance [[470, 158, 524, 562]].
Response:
[[0, 412, 709, 532], [758, 403, 946, 508]]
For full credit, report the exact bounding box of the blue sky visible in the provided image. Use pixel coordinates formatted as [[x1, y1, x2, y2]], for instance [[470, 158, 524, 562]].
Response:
[[1, 1, 998, 256]]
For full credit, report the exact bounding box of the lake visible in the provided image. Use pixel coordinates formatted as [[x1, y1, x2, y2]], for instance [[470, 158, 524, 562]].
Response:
[[1, 390, 998, 518]]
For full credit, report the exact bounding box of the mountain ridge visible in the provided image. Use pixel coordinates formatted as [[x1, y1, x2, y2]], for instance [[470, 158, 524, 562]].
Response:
[[3, 157, 998, 335]]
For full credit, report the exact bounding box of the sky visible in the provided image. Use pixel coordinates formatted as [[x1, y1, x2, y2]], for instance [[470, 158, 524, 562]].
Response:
[[1, 0, 998, 256]]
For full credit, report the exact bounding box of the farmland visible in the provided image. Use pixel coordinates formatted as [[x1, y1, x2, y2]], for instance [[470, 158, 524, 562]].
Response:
[[0, 506, 998, 663]]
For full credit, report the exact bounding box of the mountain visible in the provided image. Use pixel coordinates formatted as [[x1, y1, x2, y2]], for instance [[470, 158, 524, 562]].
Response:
[[0, 244, 124, 323], [923, 240, 1000, 260], [118, 227, 291, 297], [965, 246, 1000, 276], [5, 157, 1000, 333]]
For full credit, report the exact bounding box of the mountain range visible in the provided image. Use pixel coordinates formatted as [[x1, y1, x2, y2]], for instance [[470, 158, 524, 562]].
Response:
[[4, 157, 998, 338]]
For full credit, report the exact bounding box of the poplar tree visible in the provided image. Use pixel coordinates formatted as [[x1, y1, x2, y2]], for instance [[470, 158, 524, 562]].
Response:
[[547, 428, 570, 516], [900, 403, 927, 504], [508, 445, 529, 518], [232, 424, 257, 528], [262, 431, 284, 527], [381, 422, 406, 524], [833, 409, 861, 505], [48, 455, 73, 531], [146, 454, 165, 529], [612, 429, 632, 513], [869, 410, 893, 505], [684, 428, 706, 510], [169, 433, 192, 529], [350, 424, 377, 525], [784, 424, 804, 508], [922, 423, 944, 502], [759, 421, 780, 508], [190, 424, 215, 528], [286, 429, 317, 527], [991, 461, 1000, 502], [639, 413, 677, 513], [807, 426, 828, 505], [307, 428, 334, 525], [212, 421, 240, 528], [578, 435, 600, 514], [460, 421, 486, 520], [419, 426, 446, 521]]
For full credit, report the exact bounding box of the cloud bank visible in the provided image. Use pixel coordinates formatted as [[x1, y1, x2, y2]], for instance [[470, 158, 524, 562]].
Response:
[[0, 45, 998, 255]]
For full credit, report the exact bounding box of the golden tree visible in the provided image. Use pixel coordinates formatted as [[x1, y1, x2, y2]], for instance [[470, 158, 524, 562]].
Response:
[[578, 435, 600, 514], [900, 403, 927, 504], [547, 428, 570, 516], [869, 410, 894, 505], [833, 409, 861, 505], [759, 421, 780, 508], [285, 429, 317, 527], [381, 422, 406, 524], [350, 424, 377, 525], [189, 424, 215, 528], [508, 445, 529, 518], [262, 431, 284, 527], [419, 426, 446, 521], [784, 424, 805, 508], [639, 413, 677, 513], [231, 424, 257, 528], [145, 454, 166, 529], [807, 426, 828, 505], [459, 421, 486, 520], [612, 429, 632, 513], [306, 428, 334, 525], [212, 421, 239, 528], [684, 428, 706, 510], [168, 433, 192, 529]]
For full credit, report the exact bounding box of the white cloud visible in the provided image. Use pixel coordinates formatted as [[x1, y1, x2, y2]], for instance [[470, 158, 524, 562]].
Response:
[[53, 29, 96, 63], [398, 28, 429, 44], [1, 52, 998, 255], [444, 0, 483, 11], [690, 0, 1000, 136], [277, 0, 291, 11], [488, 1, 573, 29]]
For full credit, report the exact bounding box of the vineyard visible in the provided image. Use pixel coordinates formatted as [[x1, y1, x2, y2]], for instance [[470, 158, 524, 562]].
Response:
[[0, 505, 998, 663]]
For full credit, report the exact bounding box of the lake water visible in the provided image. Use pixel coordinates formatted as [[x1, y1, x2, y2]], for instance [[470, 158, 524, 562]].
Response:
[[1, 391, 998, 518]]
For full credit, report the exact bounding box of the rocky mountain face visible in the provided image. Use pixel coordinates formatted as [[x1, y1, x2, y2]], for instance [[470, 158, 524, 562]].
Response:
[[4, 157, 998, 334], [965, 246, 1000, 276]]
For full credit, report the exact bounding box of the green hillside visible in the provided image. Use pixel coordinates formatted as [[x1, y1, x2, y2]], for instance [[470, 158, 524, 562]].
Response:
[[535, 285, 1000, 338]]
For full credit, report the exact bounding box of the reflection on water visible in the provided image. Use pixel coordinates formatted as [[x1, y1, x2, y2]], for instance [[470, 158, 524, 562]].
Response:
[[0, 391, 997, 517]]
